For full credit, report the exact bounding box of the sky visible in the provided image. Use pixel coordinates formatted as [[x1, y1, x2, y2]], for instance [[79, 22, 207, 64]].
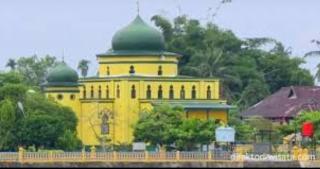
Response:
[[0, 0, 319, 84]]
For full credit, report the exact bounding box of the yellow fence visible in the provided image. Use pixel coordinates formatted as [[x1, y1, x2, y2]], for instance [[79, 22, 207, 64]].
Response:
[[0, 146, 312, 163], [0, 150, 234, 163]]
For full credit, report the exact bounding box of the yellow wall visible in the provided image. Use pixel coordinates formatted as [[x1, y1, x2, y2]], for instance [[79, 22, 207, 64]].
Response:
[[187, 110, 228, 123], [97, 55, 179, 77], [44, 54, 229, 146]]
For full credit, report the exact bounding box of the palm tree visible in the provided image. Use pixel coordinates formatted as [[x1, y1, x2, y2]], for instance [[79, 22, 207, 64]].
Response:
[[304, 39, 320, 82], [183, 47, 241, 101], [6, 59, 16, 71], [77, 59, 90, 78]]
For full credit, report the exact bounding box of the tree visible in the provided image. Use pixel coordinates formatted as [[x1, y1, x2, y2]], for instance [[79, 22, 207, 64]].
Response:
[[0, 72, 81, 151], [57, 130, 82, 151], [175, 119, 216, 151], [78, 59, 90, 78], [134, 104, 218, 151], [182, 46, 242, 101], [16, 55, 57, 86], [151, 15, 314, 109], [133, 104, 184, 149], [316, 64, 320, 82], [228, 109, 254, 143], [305, 39, 320, 82], [0, 99, 16, 150], [282, 111, 320, 141], [6, 59, 16, 71]]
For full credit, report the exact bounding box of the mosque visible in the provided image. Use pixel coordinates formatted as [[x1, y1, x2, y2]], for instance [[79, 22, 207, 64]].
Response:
[[42, 15, 233, 146]]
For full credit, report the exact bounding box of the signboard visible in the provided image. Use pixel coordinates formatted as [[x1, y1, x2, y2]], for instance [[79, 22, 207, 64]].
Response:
[[132, 142, 146, 151], [302, 122, 314, 137], [215, 126, 235, 142]]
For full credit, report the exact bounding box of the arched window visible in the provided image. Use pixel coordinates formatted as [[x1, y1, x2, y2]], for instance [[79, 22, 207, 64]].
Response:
[[158, 85, 163, 99], [180, 85, 185, 99], [106, 85, 109, 99], [98, 85, 102, 98], [57, 94, 63, 100], [131, 85, 136, 99], [169, 85, 174, 99], [129, 65, 135, 74], [116, 85, 120, 98], [91, 86, 94, 98], [207, 86, 211, 99], [192, 85, 196, 99], [101, 114, 109, 135], [158, 66, 163, 76], [146, 85, 152, 99], [70, 94, 76, 100], [107, 66, 110, 76], [83, 86, 87, 99]]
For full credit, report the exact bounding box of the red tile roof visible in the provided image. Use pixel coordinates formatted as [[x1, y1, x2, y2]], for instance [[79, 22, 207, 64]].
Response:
[[241, 86, 320, 118]]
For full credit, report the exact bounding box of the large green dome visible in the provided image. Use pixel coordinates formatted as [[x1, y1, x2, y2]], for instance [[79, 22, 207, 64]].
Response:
[[111, 15, 165, 51], [46, 62, 79, 84]]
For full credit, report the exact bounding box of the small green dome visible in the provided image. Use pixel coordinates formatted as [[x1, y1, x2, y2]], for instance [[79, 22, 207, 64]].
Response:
[[112, 15, 165, 51], [47, 62, 78, 84]]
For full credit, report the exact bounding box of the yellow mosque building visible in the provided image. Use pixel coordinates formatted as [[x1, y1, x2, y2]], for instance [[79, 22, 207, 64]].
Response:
[[42, 15, 233, 146]]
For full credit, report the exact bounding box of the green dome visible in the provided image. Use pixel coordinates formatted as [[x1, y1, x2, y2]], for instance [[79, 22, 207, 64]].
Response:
[[112, 15, 165, 51], [47, 62, 78, 84]]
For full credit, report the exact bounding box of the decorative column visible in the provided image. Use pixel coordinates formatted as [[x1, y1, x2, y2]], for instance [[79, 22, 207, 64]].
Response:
[[90, 146, 96, 160], [18, 147, 24, 163]]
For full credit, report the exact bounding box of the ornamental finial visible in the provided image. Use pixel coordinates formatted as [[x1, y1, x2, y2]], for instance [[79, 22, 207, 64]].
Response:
[[62, 49, 65, 63], [136, 0, 140, 15]]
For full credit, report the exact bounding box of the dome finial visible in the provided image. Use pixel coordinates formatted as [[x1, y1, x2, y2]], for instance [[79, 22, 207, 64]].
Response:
[[62, 49, 65, 63], [136, 0, 140, 15]]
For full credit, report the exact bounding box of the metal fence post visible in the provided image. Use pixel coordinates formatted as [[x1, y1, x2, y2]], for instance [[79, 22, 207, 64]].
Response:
[[145, 151, 149, 161]]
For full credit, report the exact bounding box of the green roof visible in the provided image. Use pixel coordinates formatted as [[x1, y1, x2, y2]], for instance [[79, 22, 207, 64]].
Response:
[[152, 101, 235, 110], [112, 15, 165, 51], [46, 62, 79, 85]]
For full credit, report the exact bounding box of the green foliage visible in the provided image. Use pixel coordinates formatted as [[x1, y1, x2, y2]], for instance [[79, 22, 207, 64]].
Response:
[[282, 111, 320, 141], [0, 71, 24, 86], [228, 109, 254, 143], [0, 99, 16, 150], [0, 72, 81, 151], [175, 119, 216, 151], [15, 55, 57, 86], [0, 84, 27, 102], [134, 104, 184, 148], [57, 130, 82, 151], [78, 59, 90, 78], [6, 58, 17, 71], [304, 39, 320, 82], [18, 114, 64, 148], [134, 104, 218, 151], [151, 15, 314, 110]]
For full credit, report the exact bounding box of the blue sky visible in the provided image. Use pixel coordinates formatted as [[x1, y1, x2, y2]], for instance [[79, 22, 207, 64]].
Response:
[[0, 0, 319, 83]]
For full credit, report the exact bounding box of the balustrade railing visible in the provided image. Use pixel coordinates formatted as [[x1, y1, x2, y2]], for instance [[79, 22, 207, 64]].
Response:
[[0, 150, 234, 162], [0, 147, 313, 163]]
